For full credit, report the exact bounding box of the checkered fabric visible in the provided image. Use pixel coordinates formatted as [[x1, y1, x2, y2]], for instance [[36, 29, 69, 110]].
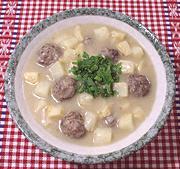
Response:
[[0, 0, 179, 168]]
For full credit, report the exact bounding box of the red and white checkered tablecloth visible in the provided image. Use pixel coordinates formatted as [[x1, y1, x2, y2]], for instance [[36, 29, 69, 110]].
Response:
[[0, 0, 179, 168]]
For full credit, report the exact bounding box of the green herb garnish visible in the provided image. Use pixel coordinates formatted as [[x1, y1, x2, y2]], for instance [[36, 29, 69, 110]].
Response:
[[70, 52, 122, 97]]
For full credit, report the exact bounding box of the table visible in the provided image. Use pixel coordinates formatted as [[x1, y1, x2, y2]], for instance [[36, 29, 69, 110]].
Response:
[[0, 0, 179, 168]]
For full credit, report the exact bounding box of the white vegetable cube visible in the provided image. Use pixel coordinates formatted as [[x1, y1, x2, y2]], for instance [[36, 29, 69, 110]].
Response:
[[97, 105, 111, 118], [61, 49, 77, 64], [77, 93, 93, 106], [60, 36, 78, 48], [118, 113, 134, 131], [75, 43, 84, 54], [74, 25, 83, 42], [132, 46, 144, 59], [113, 82, 128, 97], [35, 100, 47, 113], [34, 80, 51, 98], [49, 61, 66, 80], [133, 106, 145, 121], [111, 30, 125, 41], [94, 27, 110, 41], [93, 128, 112, 145], [84, 112, 97, 132], [117, 41, 131, 56], [24, 72, 39, 84], [137, 60, 144, 72], [46, 104, 64, 118], [119, 60, 135, 74]]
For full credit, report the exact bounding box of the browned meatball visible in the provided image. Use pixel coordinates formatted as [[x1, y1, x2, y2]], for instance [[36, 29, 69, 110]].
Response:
[[37, 43, 63, 67], [52, 76, 76, 102], [60, 111, 86, 138], [104, 115, 117, 127], [100, 48, 121, 63], [128, 74, 151, 97]]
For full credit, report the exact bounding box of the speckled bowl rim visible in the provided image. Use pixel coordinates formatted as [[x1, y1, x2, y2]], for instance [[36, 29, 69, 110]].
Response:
[[4, 8, 175, 164]]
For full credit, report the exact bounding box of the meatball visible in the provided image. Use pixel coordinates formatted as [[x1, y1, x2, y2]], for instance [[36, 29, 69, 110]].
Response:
[[100, 48, 120, 63], [37, 43, 63, 67], [128, 74, 151, 97], [60, 111, 86, 138], [104, 115, 117, 127], [52, 76, 76, 102]]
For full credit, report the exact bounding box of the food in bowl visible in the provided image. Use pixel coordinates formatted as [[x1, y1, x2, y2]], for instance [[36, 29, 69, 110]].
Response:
[[23, 24, 156, 146]]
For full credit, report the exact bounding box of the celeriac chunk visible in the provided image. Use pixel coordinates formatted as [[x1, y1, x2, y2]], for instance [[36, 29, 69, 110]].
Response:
[[113, 82, 128, 97], [137, 60, 144, 72], [119, 60, 135, 74], [60, 36, 78, 48], [132, 46, 144, 59], [35, 100, 47, 113], [75, 43, 84, 54], [24, 72, 39, 84], [133, 106, 145, 121], [93, 128, 112, 145], [60, 48, 77, 64], [97, 104, 112, 118], [49, 61, 66, 80], [111, 30, 125, 41], [34, 80, 51, 98], [84, 111, 97, 131], [46, 104, 64, 118], [117, 41, 131, 56], [74, 25, 83, 41], [77, 93, 93, 106], [118, 113, 134, 131], [94, 26, 110, 41]]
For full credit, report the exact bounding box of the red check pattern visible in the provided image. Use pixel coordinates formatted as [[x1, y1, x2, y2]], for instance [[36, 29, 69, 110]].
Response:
[[0, 0, 179, 169]]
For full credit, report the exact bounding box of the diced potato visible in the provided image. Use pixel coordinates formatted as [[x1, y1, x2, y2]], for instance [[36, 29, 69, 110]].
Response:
[[35, 100, 47, 113], [60, 36, 78, 48], [77, 93, 93, 106], [118, 113, 134, 131], [120, 101, 130, 110], [41, 109, 52, 127], [49, 61, 66, 80], [119, 60, 135, 74], [60, 49, 77, 64], [117, 41, 131, 56], [34, 80, 51, 98], [75, 43, 84, 54], [137, 60, 144, 72], [97, 105, 111, 118], [93, 128, 112, 145], [113, 82, 128, 97], [132, 46, 144, 59], [84, 112, 97, 132], [46, 104, 64, 118], [24, 72, 39, 84], [94, 27, 110, 41], [111, 30, 126, 41], [133, 106, 145, 121], [74, 25, 83, 42]]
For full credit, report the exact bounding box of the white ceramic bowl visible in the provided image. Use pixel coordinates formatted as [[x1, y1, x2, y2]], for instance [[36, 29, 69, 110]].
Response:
[[4, 8, 175, 164]]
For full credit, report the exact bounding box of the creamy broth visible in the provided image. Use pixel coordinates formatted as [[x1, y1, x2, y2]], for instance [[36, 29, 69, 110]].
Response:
[[23, 24, 156, 146]]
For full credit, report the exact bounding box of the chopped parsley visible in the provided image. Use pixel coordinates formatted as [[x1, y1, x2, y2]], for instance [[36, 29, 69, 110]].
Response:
[[70, 52, 122, 97]]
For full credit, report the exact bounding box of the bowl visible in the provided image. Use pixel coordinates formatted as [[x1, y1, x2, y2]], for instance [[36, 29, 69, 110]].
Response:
[[4, 8, 175, 164]]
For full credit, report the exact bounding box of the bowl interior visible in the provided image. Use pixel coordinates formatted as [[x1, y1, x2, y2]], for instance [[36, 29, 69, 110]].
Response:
[[15, 16, 167, 155]]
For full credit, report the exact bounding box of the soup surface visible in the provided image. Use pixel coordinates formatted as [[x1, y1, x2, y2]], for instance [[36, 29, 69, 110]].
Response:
[[23, 24, 156, 146]]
